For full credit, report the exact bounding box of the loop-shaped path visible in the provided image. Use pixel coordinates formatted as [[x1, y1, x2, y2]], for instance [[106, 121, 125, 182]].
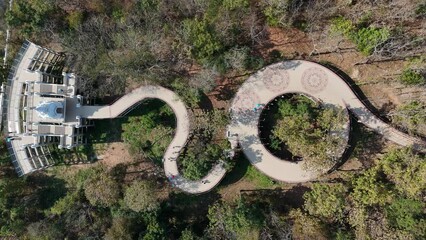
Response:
[[80, 61, 425, 193], [227, 60, 426, 183]]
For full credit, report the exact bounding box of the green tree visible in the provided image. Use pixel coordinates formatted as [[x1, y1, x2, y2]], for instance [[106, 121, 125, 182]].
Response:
[[331, 17, 390, 55], [260, 0, 293, 27], [5, 0, 61, 38], [272, 96, 347, 172], [303, 183, 347, 222], [67, 11, 84, 29], [180, 228, 198, 240], [180, 18, 223, 63], [84, 172, 120, 207], [171, 80, 201, 108], [181, 142, 224, 180], [104, 217, 133, 240], [49, 192, 80, 215], [124, 181, 159, 213], [380, 148, 426, 199], [386, 198, 425, 236], [141, 212, 166, 240], [61, 200, 111, 239], [391, 101, 426, 135], [122, 107, 174, 164], [207, 200, 264, 240], [350, 168, 392, 207], [0, 138, 10, 165], [289, 209, 329, 240]]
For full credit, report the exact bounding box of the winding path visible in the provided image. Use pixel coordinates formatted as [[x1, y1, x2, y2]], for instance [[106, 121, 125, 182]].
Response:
[[77, 86, 227, 194], [228, 60, 426, 183], [78, 60, 425, 193]]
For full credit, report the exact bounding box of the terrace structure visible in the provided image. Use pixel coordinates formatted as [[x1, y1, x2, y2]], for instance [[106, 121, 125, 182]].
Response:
[[2, 41, 92, 176]]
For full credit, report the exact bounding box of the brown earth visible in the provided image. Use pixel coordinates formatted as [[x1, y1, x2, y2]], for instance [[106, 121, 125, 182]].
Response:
[[98, 142, 133, 168], [209, 26, 425, 199], [87, 25, 422, 201]]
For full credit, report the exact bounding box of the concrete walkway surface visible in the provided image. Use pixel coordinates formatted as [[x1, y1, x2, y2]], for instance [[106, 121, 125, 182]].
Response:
[[227, 60, 425, 183], [86, 61, 425, 193], [83, 85, 227, 194]]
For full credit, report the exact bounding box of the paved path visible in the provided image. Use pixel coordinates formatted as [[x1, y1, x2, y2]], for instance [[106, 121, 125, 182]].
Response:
[[228, 60, 426, 183], [79, 86, 227, 194], [79, 60, 425, 193]]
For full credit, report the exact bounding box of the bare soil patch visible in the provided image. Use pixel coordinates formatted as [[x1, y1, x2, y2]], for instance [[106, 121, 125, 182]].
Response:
[[98, 142, 133, 168]]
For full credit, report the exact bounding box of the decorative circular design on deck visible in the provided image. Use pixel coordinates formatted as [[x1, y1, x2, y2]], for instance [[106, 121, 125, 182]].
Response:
[[263, 69, 290, 93], [232, 90, 260, 112], [301, 67, 328, 93]]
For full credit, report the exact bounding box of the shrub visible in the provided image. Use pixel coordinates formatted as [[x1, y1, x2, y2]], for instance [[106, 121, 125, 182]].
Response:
[[122, 115, 174, 164], [181, 18, 223, 63], [171, 79, 201, 108], [222, 0, 249, 11], [303, 183, 347, 221], [112, 9, 125, 23], [67, 11, 84, 29], [84, 172, 120, 207], [224, 46, 250, 71], [331, 17, 390, 55], [87, 0, 107, 13], [391, 101, 426, 135], [180, 228, 197, 240], [123, 181, 159, 212], [386, 198, 424, 233], [260, 0, 305, 28], [352, 27, 390, 55], [331, 17, 354, 36], [261, 0, 288, 27], [139, 0, 160, 12], [181, 143, 223, 180], [415, 3, 426, 18], [400, 68, 425, 85]]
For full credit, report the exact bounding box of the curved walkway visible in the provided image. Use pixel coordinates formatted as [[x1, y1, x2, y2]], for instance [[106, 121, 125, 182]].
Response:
[[79, 61, 426, 193], [78, 86, 227, 194], [228, 60, 426, 183]]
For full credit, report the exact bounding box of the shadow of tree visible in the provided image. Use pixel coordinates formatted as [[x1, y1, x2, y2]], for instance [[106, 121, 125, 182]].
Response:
[[219, 152, 250, 187], [161, 190, 221, 237], [198, 91, 214, 111], [240, 184, 310, 211], [350, 123, 385, 168], [214, 85, 237, 101], [27, 173, 67, 210]]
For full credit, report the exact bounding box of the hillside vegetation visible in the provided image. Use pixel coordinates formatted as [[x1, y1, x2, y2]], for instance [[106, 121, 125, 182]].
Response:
[[0, 0, 425, 239]]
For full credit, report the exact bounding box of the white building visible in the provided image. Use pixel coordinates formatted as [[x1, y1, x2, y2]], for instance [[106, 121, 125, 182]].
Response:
[[2, 41, 92, 176]]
